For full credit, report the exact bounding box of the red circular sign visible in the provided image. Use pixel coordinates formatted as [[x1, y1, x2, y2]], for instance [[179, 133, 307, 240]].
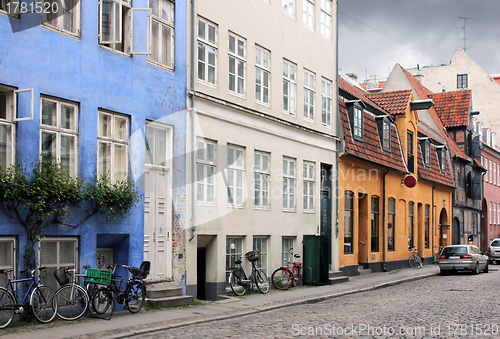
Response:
[[404, 175, 417, 188]]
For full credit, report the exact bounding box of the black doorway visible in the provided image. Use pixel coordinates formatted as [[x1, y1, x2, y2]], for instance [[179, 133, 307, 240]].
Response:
[[197, 248, 206, 300]]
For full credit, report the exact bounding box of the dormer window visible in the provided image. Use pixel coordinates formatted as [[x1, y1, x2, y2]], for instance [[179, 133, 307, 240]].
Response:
[[438, 148, 446, 173], [424, 140, 431, 168], [353, 106, 363, 141], [382, 120, 390, 151], [407, 130, 414, 173]]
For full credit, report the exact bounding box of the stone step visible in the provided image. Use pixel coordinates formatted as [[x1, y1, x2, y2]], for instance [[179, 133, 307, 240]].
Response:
[[358, 267, 372, 275], [329, 271, 344, 278], [329, 276, 349, 285], [146, 286, 183, 299], [146, 295, 193, 308]]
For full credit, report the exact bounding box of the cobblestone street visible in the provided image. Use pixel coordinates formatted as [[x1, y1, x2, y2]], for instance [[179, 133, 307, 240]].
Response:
[[137, 268, 500, 339]]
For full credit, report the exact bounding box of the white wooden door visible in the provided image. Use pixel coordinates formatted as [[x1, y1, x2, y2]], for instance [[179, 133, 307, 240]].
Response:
[[144, 167, 172, 280]]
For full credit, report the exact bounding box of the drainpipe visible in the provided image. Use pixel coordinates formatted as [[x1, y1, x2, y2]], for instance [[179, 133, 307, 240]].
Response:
[[189, 0, 196, 241], [382, 169, 389, 272], [432, 182, 437, 257], [334, 0, 342, 264]]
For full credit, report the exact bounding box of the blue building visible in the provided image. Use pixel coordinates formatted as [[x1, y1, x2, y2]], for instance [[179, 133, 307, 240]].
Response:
[[0, 1, 187, 291]]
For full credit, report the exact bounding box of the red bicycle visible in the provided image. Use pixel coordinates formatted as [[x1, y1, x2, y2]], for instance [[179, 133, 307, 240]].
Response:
[[271, 248, 302, 290]]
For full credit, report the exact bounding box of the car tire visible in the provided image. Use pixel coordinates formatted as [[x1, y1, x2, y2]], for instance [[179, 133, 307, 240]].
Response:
[[473, 262, 479, 275], [496, 260, 500, 265], [484, 263, 489, 273], [440, 269, 448, 276]]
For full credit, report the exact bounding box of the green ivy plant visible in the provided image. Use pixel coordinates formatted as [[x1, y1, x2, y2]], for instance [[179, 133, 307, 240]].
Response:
[[0, 158, 140, 270]]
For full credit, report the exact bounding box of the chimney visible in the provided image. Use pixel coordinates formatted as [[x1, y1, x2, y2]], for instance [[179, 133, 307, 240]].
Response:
[[345, 73, 358, 82]]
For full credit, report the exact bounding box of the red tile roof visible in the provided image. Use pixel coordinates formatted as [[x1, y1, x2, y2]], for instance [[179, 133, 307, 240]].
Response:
[[416, 137, 455, 188], [339, 77, 387, 113], [359, 81, 386, 90], [428, 90, 471, 128], [339, 98, 408, 173], [399, 66, 470, 162], [367, 89, 412, 115]]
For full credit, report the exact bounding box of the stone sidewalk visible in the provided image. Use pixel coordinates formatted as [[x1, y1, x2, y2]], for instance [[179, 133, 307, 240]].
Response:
[[0, 265, 440, 339]]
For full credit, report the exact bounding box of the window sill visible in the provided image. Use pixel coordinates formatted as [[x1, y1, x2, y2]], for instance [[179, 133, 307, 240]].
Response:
[[304, 117, 315, 123], [303, 210, 315, 214], [282, 209, 296, 213], [147, 60, 174, 72], [42, 24, 81, 40], [321, 122, 332, 128], [99, 44, 132, 58], [284, 111, 296, 116], [254, 206, 270, 211], [197, 79, 217, 89], [227, 204, 245, 209], [228, 91, 246, 100], [197, 202, 216, 207], [256, 100, 270, 108]]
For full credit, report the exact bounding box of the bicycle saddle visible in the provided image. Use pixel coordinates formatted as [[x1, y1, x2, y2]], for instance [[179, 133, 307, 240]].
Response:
[[294, 254, 300, 258], [235, 260, 242, 265]]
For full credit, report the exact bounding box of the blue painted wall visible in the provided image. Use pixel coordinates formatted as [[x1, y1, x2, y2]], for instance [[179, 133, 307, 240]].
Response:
[[0, 1, 187, 280]]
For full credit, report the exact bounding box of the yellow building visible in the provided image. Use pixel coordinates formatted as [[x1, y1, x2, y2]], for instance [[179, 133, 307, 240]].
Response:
[[338, 71, 457, 275]]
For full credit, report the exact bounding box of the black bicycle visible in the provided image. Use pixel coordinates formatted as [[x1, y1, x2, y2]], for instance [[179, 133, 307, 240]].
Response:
[[228, 250, 269, 296], [92, 261, 149, 315]]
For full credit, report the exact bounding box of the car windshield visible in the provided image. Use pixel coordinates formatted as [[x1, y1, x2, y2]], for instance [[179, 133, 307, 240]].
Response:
[[491, 240, 500, 247], [442, 247, 468, 255]]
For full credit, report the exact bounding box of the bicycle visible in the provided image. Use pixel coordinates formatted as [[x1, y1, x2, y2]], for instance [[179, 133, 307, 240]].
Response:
[[53, 267, 89, 321], [409, 247, 423, 269], [91, 261, 149, 315], [271, 248, 302, 290], [228, 250, 269, 296], [0, 267, 57, 328]]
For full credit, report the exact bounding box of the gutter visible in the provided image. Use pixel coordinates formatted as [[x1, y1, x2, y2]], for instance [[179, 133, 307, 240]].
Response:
[[335, 0, 342, 251], [189, 0, 196, 241], [382, 169, 389, 272], [432, 182, 437, 255]]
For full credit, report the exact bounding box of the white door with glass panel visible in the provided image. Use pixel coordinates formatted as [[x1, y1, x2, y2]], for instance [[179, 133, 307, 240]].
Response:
[[144, 123, 172, 280]]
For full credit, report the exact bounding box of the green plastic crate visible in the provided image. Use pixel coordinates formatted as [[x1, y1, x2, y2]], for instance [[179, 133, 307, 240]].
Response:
[[85, 269, 112, 285]]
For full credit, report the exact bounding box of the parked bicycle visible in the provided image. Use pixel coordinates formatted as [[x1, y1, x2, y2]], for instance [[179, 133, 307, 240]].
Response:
[[228, 250, 269, 296], [271, 248, 302, 290], [0, 267, 57, 328], [409, 247, 423, 269], [53, 267, 89, 321], [91, 261, 149, 315]]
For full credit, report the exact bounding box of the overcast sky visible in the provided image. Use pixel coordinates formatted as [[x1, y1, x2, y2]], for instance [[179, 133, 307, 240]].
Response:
[[338, 0, 500, 82]]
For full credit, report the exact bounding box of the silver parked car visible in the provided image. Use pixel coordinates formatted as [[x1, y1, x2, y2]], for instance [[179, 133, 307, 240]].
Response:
[[487, 238, 500, 264], [438, 245, 488, 275]]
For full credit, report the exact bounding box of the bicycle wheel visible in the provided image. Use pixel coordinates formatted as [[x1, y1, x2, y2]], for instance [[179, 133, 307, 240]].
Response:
[[55, 284, 89, 321], [0, 287, 15, 329], [30, 285, 57, 323], [417, 256, 423, 268], [271, 268, 293, 290], [229, 269, 246, 296], [125, 282, 146, 313], [409, 255, 420, 268], [254, 270, 269, 294], [91, 287, 113, 314]]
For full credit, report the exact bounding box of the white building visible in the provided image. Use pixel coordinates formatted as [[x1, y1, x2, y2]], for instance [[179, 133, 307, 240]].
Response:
[[185, 0, 340, 300]]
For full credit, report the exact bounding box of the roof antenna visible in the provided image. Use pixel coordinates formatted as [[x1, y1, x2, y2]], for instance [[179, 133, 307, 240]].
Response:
[[459, 17, 473, 52]]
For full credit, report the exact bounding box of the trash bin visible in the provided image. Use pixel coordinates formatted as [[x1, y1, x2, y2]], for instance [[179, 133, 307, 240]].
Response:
[[303, 235, 330, 285]]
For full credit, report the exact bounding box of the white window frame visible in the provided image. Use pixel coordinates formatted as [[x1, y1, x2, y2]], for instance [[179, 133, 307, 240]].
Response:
[[196, 138, 216, 205], [281, 237, 294, 266], [424, 140, 431, 168], [38, 237, 78, 290], [40, 97, 79, 178], [97, 110, 130, 183], [0, 86, 16, 170], [320, 0, 332, 39], [321, 78, 332, 126], [353, 107, 363, 139], [148, 0, 175, 69], [303, 161, 315, 212], [197, 17, 218, 86], [0, 237, 16, 284], [283, 157, 296, 212], [302, 0, 314, 30], [283, 60, 297, 115], [282, 0, 295, 18], [42, 0, 81, 37], [254, 151, 270, 210], [440, 148, 446, 173], [226, 145, 245, 208], [226, 236, 243, 279], [253, 236, 268, 275], [228, 32, 246, 97], [303, 69, 315, 121], [255, 45, 271, 106]]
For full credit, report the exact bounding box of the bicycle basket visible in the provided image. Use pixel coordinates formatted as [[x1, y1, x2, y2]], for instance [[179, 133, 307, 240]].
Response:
[[85, 268, 112, 285], [245, 250, 260, 262], [54, 267, 70, 286]]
